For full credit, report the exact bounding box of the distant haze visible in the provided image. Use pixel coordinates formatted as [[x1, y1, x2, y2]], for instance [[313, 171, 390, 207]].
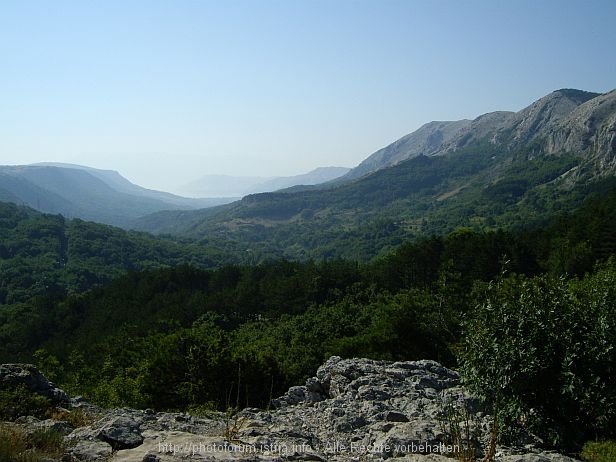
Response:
[[178, 167, 350, 197], [1, 1, 615, 192]]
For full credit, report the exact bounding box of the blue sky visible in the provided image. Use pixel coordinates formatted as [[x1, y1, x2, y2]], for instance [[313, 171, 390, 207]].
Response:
[[1, 0, 615, 192]]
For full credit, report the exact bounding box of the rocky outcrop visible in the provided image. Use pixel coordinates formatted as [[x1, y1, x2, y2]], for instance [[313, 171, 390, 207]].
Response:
[[503, 89, 599, 148], [547, 90, 616, 167], [263, 357, 478, 460], [0, 363, 69, 404], [1, 359, 578, 462]]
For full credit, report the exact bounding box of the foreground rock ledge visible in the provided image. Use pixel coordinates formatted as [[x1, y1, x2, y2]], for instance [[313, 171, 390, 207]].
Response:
[[1, 357, 577, 462]]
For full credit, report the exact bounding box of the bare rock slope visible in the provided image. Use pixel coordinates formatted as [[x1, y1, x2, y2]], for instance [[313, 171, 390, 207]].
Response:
[[345, 88, 615, 182]]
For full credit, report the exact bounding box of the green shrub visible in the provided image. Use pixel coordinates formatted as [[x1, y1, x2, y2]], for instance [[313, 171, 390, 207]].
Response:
[[29, 428, 66, 458], [461, 263, 616, 451], [581, 440, 616, 462], [0, 384, 53, 421]]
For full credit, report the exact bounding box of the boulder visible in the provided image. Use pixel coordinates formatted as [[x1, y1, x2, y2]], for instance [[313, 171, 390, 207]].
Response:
[[0, 363, 69, 403], [69, 414, 144, 450], [64, 440, 113, 461]]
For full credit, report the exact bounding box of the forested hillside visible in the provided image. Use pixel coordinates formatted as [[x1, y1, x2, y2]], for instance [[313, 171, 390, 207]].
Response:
[[0, 202, 237, 304], [134, 147, 616, 260], [2, 186, 616, 451]]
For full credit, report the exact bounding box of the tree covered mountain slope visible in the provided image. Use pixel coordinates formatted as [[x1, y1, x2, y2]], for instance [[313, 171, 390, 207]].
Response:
[[0, 201, 237, 304], [132, 88, 616, 260]]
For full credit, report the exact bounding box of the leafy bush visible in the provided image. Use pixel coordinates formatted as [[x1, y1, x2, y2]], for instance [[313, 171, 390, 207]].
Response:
[[0, 384, 53, 421], [461, 262, 616, 450]]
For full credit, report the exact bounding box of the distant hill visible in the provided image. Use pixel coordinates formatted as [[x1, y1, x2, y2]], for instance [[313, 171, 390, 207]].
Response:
[[132, 88, 616, 260], [244, 167, 351, 194], [176, 174, 271, 198], [0, 164, 234, 227], [176, 166, 350, 197]]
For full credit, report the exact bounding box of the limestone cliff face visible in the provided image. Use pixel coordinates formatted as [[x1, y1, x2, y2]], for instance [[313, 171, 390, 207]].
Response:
[[504, 89, 599, 148], [545, 90, 616, 167], [344, 88, 616, 184], [450, 89, 616, 185], [445, 89, 607, 155]]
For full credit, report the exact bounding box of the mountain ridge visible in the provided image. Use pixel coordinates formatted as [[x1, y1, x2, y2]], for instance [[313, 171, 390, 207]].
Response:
[[131, 88, 616, 260], [0, 164, 233, 227], [31, 162, 235, 206], [341, 119, 472, 181]]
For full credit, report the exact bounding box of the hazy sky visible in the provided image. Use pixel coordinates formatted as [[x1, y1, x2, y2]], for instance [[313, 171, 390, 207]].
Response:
[[1, 0, 615, 192]]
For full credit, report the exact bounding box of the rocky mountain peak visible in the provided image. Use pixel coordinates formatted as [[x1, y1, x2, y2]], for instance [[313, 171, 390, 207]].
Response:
[[443, 111, 516, 151], [545, 89, 616, 165], [501, 88, 600, 148]]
